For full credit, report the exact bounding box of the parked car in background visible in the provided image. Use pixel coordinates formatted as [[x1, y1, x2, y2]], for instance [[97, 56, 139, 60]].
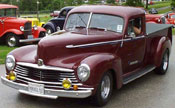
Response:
[[21, 16, 45, 27], [0, 4, 46, 47], [43, 6, 74, 35], [164, 12, 175, 25], [146, 14, 170, 24], [50, 10, 60, 17], [1, 6, 172, 106], [149, 8, 158, 14]]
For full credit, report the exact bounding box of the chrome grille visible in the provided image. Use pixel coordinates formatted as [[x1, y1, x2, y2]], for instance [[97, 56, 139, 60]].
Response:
[[24, 22, 32, 36], [14, 65, 84, 90]]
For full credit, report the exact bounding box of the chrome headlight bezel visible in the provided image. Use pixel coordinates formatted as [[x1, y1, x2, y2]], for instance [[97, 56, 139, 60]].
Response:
[[77, 64, 90, 82], [20, 26, 24, 31], [6, 55, 16, 71]]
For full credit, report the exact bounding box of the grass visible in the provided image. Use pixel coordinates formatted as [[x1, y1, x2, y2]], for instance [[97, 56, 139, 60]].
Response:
[[158, 7, 172, 14], [0, 46, 17, 64], [147, 1, 171, 10]]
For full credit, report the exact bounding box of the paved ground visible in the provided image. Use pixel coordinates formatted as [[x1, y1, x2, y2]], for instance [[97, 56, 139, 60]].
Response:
[[0, 38, 175, 108]]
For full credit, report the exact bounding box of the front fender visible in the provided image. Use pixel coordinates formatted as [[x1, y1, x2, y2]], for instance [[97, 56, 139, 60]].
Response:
[[154, 36, 171, 67], [32, 27, 46, 38], [78, 53, 123, 91], [43, 22, 56, 32], [2, 29, 23, 36]]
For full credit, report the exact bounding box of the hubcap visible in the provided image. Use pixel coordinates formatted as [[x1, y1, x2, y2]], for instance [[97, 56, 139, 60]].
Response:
[[163, 52, 168, 71], [101, 75, 111, 100], [46, 29, 52, 36], [8, 36, 16, 47]]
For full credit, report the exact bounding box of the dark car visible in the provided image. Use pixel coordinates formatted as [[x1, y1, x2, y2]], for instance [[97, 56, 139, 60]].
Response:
[[44, 6, 74, 35], [149, 8, 158, 14]]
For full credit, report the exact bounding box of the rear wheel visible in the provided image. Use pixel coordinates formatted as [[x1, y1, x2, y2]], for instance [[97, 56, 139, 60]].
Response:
[[6, 33, 19, 47], [155, 50, 169, 75], [45, 26, 54, 36], [93, 71, 113, 106]]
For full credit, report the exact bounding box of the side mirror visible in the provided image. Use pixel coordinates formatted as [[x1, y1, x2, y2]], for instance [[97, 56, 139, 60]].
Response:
[[127, 32, 136, 38]]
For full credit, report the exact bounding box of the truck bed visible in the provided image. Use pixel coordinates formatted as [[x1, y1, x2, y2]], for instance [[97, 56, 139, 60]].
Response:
[[146, 23, 172, 35]]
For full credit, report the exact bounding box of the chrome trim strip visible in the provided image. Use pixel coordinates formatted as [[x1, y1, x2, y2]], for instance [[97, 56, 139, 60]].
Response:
[[17, 62, 74, 72], [16, 75, 83, 86], [19, 38, 42, 43], [87, 12, 93, 29]]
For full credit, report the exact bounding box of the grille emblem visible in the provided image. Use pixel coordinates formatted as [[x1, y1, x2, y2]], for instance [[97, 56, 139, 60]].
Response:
[[38, 59, 44, 66]]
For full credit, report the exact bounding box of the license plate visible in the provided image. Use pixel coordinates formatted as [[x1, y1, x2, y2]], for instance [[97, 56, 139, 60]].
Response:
[[28, 35, 34, 39], [28, 83, 44, 94]]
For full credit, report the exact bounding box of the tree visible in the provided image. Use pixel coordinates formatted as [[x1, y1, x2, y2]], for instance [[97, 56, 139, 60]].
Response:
[[107, 0, 115, 4], [126, 0, 143, 7]]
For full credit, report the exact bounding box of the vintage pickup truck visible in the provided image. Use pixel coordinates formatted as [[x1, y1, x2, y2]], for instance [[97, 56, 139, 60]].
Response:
[[0, 4, 46, 47], [1, 6, 172, 106]]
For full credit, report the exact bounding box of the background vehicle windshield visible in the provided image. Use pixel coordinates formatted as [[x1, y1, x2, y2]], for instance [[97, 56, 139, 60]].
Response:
[[171, 15, 175, 19], [66, 13, 124, 33], [0, 8, 16, 17]]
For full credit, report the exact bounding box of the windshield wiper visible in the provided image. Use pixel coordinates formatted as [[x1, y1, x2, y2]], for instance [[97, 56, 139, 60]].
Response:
[[77, 15, 87, 27], [75, 25, 86, 28]]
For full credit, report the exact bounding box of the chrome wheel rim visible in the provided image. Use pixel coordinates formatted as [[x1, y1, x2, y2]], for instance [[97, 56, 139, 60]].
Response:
[[101, 75, 111, 100], [163, 52, 168, 71], [8, 36, 16, 47], [46, 29, 52, 36]]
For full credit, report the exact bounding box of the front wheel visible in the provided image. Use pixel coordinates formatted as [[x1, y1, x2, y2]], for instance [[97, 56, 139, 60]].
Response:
[[155, 50, 169, 75], [6, 33, 19, 47], [93, 72, 113, 106], [45, 26, 54, 36]]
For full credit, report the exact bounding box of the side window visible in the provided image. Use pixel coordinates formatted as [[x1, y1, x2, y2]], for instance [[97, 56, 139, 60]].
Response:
[[128, 17, 142, 36], [59, 10, 67, 18]]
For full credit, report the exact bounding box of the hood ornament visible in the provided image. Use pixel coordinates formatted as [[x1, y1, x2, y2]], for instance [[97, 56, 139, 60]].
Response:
[[38, 59, 44, 66]]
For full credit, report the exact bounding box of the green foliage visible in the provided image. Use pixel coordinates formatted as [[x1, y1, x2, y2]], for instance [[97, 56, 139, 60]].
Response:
[[107, 0, 115, 4], [171, 0, 175, 7], [126, 0, 144, 7]]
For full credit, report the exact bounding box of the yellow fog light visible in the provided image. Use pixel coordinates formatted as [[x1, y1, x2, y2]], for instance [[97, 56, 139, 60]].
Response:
[[9, 71, 16, 81], [62, 78, 72, 90]]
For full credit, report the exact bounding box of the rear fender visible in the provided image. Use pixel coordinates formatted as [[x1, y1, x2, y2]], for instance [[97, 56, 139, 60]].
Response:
[[154, 36, 171, 67]]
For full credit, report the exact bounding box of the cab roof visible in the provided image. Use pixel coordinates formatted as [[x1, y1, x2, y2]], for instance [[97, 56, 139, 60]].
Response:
[[69, 5, 145, 18], [0, 4, 18, 9]]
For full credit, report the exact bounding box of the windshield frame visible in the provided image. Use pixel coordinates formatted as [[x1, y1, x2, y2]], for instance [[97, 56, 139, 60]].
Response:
[[65, 12, 125, 34]]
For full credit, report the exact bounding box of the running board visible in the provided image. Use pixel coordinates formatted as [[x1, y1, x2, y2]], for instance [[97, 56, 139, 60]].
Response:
[[123, 65, 156, 85]]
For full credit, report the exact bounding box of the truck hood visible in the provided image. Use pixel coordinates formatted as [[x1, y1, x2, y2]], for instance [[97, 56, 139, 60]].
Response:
[[37, 29, 122, 68]]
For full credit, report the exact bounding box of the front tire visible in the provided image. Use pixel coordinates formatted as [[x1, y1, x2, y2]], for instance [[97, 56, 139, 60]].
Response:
[[6, 33, 19, 47], [93, 71, 113, 106], [155, 50, 169, 75], [45, 26, 54, 36]]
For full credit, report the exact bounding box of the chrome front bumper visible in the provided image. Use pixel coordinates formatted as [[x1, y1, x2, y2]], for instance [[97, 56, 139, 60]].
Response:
[[1, 76, 92, 99]]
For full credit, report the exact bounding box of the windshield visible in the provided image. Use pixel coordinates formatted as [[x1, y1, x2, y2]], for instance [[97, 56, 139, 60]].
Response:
[[66, 13, 124, 33], [0, 8, 17, 17], [171, 15, 175, 19]]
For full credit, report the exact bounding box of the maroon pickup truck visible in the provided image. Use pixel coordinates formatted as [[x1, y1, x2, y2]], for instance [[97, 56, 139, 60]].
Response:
[[1, 6, 172, 106]]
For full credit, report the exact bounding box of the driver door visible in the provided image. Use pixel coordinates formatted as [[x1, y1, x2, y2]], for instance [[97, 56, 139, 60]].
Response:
[[119, 17, 146, 75], [0, 9, 4, 35]]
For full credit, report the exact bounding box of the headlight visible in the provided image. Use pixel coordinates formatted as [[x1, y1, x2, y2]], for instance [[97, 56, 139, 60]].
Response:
[[6, 55, 15, 71], [33, 25, 38, 30], [77, 64, 90, 82], [20, 26, 24, 31]]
